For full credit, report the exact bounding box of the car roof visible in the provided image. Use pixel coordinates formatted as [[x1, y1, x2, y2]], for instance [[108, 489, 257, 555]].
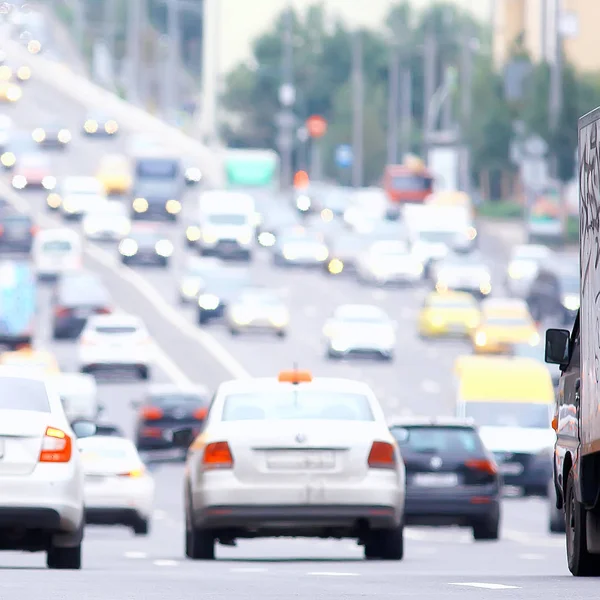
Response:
[[37, 227, 79, 240], [86, 313, 142, 327], [388, 416, 476, 428], [217, 377, 374, 396], [481, 298, 528, 312]]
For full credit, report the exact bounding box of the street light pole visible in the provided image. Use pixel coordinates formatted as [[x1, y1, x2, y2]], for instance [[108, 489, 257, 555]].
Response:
[[165, 0, 180, 123], [351, 30, 364, 187], [278, 5, 295, 190], [549, 0, 563, 179], [126, 0, 142, 104], [386, 43, 400, 165]]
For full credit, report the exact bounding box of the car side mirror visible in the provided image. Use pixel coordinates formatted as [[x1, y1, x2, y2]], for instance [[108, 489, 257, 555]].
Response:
[[71, 420, 98, 439], [172, 427, 195, 449], [545, 328, 570, 366], [130, 398, 142, 409]]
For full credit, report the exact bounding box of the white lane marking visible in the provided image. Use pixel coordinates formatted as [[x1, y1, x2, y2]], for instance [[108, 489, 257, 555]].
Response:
[[449, 583, 520, 590], [124, 551, 147, 559], [0, 181, 250, 380], [420, 379, 441, 394], [229, 567, 269, 573], [519, 553, 544, 560], [153, 559, 179, 567], [307, 572, 360, 577]]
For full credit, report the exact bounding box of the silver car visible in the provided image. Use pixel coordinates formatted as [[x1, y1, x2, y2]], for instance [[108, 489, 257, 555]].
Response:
[[356, 240, 424, 285], [323, 304, 396, 360], [432, 252, 492, 297], [505, 244, 553, 297], [226, 288, 289, 337], [178, 256, 223, 304]]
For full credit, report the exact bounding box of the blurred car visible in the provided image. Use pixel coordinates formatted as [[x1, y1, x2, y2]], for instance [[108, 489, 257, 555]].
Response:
[[95, 153, 132, 195], [178, 256, 223, 304], [32, 228, 82, 280], [390, 417, 500, 540], [272, 228, 329, 267], [0, 130, 37, 169], [0, 209, 38, 253], [196, 266, 251, 325], [182, 157, 202, 185], [82, 200, 131, 241], [472, 298, 539, 354], [78, 435, 153, 535], [118, 225, 173, 267], [71, 421, 125, 439], [56, 176, 107, 219], [52, 372, 100, 422], [505, 244, 553, 298], [32, 121, 72, 149], [82, 112, 119, 137], [319, 187, 350, 218], [11, 152, 55, 190], [323, 304, 396, 360], [0, 80, 21, 103], [324, 230, 366, 276], [181, 370, 405, 560], [12, 64, 31, 83], [343, 187, 388, 232], [0, 114, 13, 151], [356, 240, 424, 286], [78, 313, 153, 379], [0, 348, 60, 374], [432, 251, 492, 297], [303, 213, 345, 239], [134, 384, 211, 451], [51, 270, 113, 339], [417, 291, 481, 338], [256, 204, 299, 248], [0, 370, 84, 569], [511, 340, 561, 386], [226, 287, 289, 337], [526, 256, 579, 325]]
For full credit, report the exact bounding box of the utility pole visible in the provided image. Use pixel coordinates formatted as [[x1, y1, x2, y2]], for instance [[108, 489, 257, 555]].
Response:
[[351, 30, 364, 188], [200, 0, 219, 146], [73, 0, 85, 55], [126, 0, 142, 104], [549, 0, 563, 178], [422, 19, 437, 158], [278, 5, 295, 190], [165, 0, 180, 123], [460, 18, 474, 194], [386, 42, 400, 165], [400, 68, 412, 158]]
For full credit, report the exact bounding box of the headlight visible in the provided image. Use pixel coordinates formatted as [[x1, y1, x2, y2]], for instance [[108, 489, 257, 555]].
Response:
[[321, 208, 333, 222], [0, 66, 11, 80], [62, 199, 76, 213], [237, 233, 252, 245], [27, 40, 41, 54], [83, 222, 98, 235], [296, 195, 311, 211], [46, 193, 61, 208], [315, 246, 329, 262], [331, 340, 349, 352], [282, 247, 297, 260], [12, 174, 26, 189], [232, 310, 253, 325], [258, 232, 276, 247], [1, 152, 15, 167], [165, 199, 181, 214], [17, 66, 31, 81], [529, 332, 541, 346], [198, 294, 220, 310], [185, 167, 202, 182], [132, 197, 148, 212], [58, 129, 71, 143], [180, 279, 200, 298], [119, 239, 138, 256], [475, 331, 487, 346], [186, 226, 201, 241], [251, 211, 262, 227], [32, 128, 45, 142], [466, 226, 477, 241], [155, 239, 173, 257], [328, 258, 344, 274], [480, 282, 492, 295], [411, 262, 424, 276], [7, 85, 21, 102], [562, 295, 579, 311], [84, 120, 98, 133], [42, 176, 56, 190], [104, 120, 118, 134], [202, 232, 217, 244], [508, 264, 523, 279]]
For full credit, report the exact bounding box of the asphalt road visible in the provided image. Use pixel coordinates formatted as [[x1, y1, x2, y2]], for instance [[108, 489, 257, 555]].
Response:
[[0, 48, 580, 597]]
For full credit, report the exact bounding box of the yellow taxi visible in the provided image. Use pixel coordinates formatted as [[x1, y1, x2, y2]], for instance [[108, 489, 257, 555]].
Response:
[[425, 190, 474, 217], [417, 291, 480, 338], [0, 80, 21, 103], [471, 298, 539, 354], [0, 349, 60, 374], [96, 154, 132, 195]]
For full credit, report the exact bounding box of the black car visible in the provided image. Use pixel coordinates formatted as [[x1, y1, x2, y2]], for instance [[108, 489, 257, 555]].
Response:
[[324, 231, 367, 276], [257, 204, 300, 247], [389, 417, 501, 541], [51, 271, 113, 339], [0, 210, 37, 253], [134, 384, 211, 451], [526, 257, 579, 325], [32, 121, 72, 149], [197, 267, 251, 324], [118, 226, 173, 267], [82, 112, 119, 137]]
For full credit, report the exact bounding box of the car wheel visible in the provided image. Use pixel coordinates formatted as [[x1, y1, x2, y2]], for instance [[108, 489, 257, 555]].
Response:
[[472, 512, 500, 541], [47, 543, 81, 569], [186, 526, 215, 560], [160, 258, 169, 268], [276, 330, 286, 338], [364, 525, 404, 560], [132, 517, 150, 536], [326, 348, 340, 360], [198, 310, 209, 325], [138, 366, 150, 380]]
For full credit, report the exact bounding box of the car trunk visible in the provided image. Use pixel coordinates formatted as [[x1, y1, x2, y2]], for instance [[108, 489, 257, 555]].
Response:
[[0, 410, 48, 476]]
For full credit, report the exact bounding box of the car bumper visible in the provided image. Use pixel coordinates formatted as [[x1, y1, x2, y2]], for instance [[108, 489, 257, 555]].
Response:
[[328, 341, 394, 356], [85, 508, 144, 526], [494, 454, 551, 493], [421, 322, 474, 337], [228, 319, 286, 333], [201, 242, 251, 259], [0, 238, 33, 252], [122, 252, 166, 265], [79, 350, 152, 368], [84, 481, 153, 519], [366, 271, 422, 284], [0, 333, 32, 348]]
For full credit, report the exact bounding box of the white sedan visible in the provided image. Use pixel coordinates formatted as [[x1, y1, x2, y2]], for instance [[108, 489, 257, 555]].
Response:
[[58, 176, 107, 219], [0, 368, 84, 569], [78, 435, 154, 535], [181, 370, 405, 560], [82, 200, 131, 241], [356, 240, 424, 285]]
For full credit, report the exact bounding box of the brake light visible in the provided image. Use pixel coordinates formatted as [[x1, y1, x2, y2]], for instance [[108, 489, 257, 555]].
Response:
[[30, 225, 39, 235], [119, 468, 145, 478], [54, 306, 70, 318], [96, 307, 112, 315], [141, 406, 163, 420], [194, 407, 208, 420], [202, 441, 233, 469], [0, 225, 4, 236], [39, 426, 72, 463], [465, 459, 498, 475], [368, 441, 396, 469]]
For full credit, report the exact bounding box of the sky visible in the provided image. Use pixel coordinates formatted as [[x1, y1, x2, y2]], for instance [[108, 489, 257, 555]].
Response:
[[217, 0, 494, 75]]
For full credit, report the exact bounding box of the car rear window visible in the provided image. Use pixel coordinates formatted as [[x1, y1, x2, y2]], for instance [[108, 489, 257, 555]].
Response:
[[151, 393, 208, 407], [95, 326, 138, 335], [42, 240, 72, 252], [0, 377, 49, 412], [222, 391, 374, 421], [390, 426, 484, 455]]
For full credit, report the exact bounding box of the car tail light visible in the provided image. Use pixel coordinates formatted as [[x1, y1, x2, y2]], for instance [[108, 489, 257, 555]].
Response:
[[141, 406, 163, 420], [39, 426, 72, 463], [96, 306, 112, 315], [54, 306, 71, 318], [202, 441, 234, 469], [118, 468, 145, 478], [194, 407, 208, 420], [465, 458, 498, 475], [79, 334, 96, 345], [30, 225, 39, 235], [368, 441, 396, 469], [0, 225, 4, 236]]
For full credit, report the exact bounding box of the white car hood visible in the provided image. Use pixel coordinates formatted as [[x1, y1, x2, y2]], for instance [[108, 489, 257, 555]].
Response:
[[478, 426, 555, 454]]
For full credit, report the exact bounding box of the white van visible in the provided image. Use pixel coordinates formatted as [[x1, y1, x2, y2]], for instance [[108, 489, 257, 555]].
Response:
[[52, 372, 100, 421], [195, 190, 255, 260], [33, 228, 82, 279]]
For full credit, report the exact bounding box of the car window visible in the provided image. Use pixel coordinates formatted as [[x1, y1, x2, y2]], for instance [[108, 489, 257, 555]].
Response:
[[391, 426, 483, 455], [0, 377, 49, 412], [41, 239, 72, 252], [95, 325, 139, 335], [151, 393, 208, 407], [222, 391, 374, 421]]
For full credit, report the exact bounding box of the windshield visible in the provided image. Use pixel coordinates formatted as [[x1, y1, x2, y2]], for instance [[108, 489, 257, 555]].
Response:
[[201, 271, 249, 291], [391, 426, 483, 454], [95, 326, 139, 335], [150, 393, 208, 406], [222, 391, 374, 421], [0, 378, 49, 412], [207, 214, 248, 226], [390, 175, 432, 191], [465, 401, 550, 428], [131, 231, 161, 243], [484, 316, 530, 327], [136, 159, 179, 179], [418, 230, 458, 244]]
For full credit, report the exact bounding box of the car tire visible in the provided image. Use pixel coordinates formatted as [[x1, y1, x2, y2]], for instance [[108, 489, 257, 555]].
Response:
[[198, 310, 210, 325], [46, 543, 81, 570], [185, 526, 215, 560], [326, 348, 340, 360], [160, 258, 169, 268], [276, 330, 286, 338], [472, 513, 500, 541], [132, 517, 150, 536], [138, 366, 150, 380], [364, 526, 404, 560]]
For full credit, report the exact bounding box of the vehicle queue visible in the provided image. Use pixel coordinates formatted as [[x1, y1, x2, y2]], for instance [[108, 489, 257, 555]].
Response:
[[0, 49, 577, 570]]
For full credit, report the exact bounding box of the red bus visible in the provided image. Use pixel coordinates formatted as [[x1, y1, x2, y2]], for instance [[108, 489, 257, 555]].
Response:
[[383, 157, 434, 203]]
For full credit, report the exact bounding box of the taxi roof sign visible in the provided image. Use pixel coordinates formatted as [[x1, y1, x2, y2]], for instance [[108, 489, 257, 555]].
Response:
[[278, 370, 312, 384]]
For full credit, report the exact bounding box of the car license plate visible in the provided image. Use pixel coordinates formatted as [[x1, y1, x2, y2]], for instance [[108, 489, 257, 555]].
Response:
[[413, 473, 459, 487], [500, 463, 524, 475], [266, 450, 335, 470]]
